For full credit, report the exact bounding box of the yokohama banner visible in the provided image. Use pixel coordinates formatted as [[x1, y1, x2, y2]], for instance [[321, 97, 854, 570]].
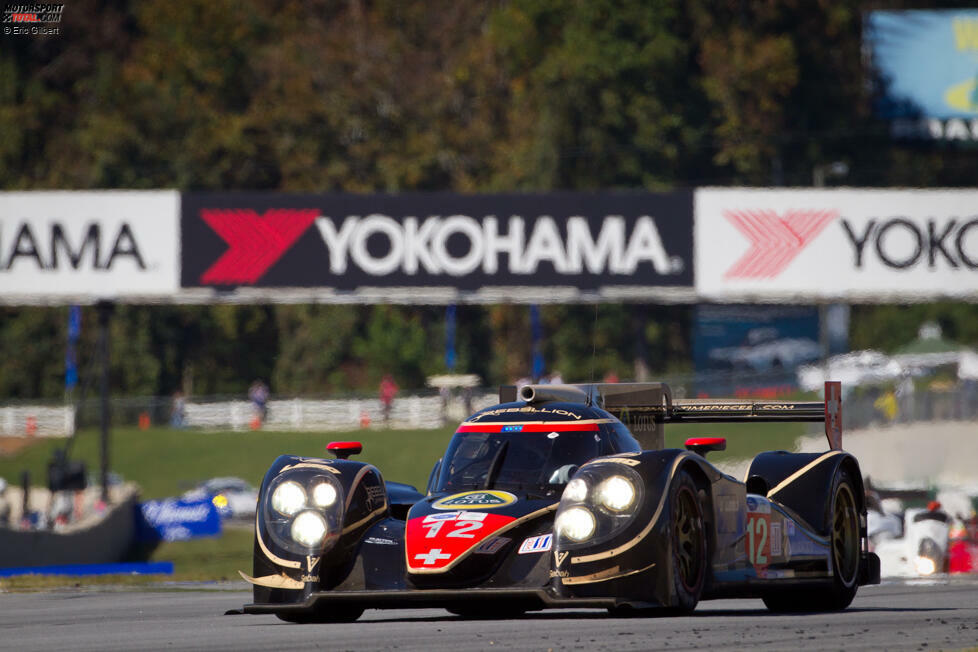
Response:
[[181, 192, 694, 303], [0, 191, 180, 303], [695, 188, 978, 301]]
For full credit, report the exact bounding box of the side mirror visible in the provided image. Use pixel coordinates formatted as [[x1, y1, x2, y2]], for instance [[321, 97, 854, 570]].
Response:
[[327, 441, 363, 460], [684, 437, 726, 458]]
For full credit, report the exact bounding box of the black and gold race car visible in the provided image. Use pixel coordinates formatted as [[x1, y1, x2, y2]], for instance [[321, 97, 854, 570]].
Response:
[[240, 381, 880, 622]]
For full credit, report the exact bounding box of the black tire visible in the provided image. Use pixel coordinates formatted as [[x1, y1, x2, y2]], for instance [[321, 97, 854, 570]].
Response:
[[276, 605, 364, 624], [669, 470, 707, 612], [763, 467, 860, 612]]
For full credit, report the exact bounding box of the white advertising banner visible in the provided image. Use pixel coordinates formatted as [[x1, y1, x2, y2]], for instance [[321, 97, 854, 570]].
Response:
[[695, 188, 978, 301], [0, 191, 180, 303]]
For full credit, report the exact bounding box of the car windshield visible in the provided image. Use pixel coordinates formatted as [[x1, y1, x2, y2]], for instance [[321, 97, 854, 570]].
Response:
[[435, 428, 603, 495]]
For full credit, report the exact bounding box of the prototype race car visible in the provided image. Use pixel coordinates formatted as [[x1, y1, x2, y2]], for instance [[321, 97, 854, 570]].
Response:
[[241, 381, 880, 622]]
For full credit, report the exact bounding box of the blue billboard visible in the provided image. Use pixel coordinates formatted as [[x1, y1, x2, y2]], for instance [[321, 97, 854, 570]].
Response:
[[866, 10, 978, 120], [135, 497, 223, 543]]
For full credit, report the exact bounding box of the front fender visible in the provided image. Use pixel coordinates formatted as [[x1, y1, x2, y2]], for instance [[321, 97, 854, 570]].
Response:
[[553, 450, 706, 607], [252, 455, 390, 596]]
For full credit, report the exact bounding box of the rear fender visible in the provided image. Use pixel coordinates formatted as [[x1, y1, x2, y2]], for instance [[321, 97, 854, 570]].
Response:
[[748, 451, 865, 535]]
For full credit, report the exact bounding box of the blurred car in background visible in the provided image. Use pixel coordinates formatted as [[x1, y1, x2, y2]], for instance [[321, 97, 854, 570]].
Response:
[[798, 350, 905, 393], [949, 516, 978, 574], [183, 477, 257, 521], [709, 327, 821, 372], [872, 502, 950, 577]]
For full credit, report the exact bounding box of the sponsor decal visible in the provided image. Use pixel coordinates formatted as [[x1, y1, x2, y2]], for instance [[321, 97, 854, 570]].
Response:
[[0, 222, 146, 271], [432, 490, 517, 510], [365, 537, 398, 546], [722, 208, 838, 279], [842, 216, 978, 270], [180, 193, 694, 293], [554, 550, 570, 567], [770, 522, 783, 557], [198, 209, 319, 284], [746, 496, 771, 514], [518, 533, 553, 554], [697, 189, 978, 299], [462, 406, 585, 421], [136, 497, 222, 543], [406, 510, 516, 571], [0, 191, 180, 298], [474, 536, 510, 554]]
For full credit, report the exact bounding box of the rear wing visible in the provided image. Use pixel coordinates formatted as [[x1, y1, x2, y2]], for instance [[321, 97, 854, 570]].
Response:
[[502, 381, 843, 451]]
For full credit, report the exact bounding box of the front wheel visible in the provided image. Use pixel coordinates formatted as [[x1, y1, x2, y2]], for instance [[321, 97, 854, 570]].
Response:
[[763, 467, 860, 612], [669, 469, 707, 612]]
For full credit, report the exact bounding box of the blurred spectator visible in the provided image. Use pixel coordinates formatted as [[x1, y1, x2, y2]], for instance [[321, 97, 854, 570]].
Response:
[[249, 379, 269, 427], [874, 389, 897, 422], [548, 370, 564, 385], [896, 374, 915, 422], [603, 370, 619, 383], [170, 390, 187, 428], [0, 477, 9, 527], [379, 374, 398, 425], [463, 386, 474, 416]]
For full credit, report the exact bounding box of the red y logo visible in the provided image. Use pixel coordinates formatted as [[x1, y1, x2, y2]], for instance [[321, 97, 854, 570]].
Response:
[[199, 209, 318, 284], [722, 209, 838, 279]]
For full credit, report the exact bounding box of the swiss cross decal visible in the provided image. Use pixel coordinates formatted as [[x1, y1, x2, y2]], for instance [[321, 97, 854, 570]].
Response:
[[406, 511, 515, 572]]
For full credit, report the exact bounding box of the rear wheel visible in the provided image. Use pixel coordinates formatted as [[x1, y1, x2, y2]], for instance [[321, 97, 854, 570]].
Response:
[[763, 468, 860, 612], [669, 470, 706, 612]]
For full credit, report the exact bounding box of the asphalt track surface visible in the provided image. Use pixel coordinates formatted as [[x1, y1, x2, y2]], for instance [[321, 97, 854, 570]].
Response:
[[2, 578, 977, 651]]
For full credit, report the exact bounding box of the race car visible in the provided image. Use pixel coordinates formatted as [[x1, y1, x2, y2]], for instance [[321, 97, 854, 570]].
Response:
[[240, 381, 880, 622]]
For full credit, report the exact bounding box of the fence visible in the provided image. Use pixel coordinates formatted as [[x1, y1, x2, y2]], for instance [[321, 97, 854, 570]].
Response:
[[2, 376, 976, 438]]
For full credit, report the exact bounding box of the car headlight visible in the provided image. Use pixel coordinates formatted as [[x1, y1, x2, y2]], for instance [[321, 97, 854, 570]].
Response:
[[595, 475, 636, 512], [291, 510, 328, 547], [915, 556, 937, 576], [563, 477, 588, 503], [312, 481, 338, 508], [555, 506, 596, 542], [271, 480, 306, 516]]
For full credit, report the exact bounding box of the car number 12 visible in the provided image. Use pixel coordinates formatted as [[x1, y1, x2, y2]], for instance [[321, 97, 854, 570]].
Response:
[[424, 519, 484, 539], [746, 515, 769, 566]]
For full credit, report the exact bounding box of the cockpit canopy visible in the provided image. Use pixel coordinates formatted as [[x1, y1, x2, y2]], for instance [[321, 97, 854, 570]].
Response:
[[433, 401, 640, 496]]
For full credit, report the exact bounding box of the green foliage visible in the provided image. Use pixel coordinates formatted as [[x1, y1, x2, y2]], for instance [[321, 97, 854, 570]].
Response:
[[850, 303, 978, 353]]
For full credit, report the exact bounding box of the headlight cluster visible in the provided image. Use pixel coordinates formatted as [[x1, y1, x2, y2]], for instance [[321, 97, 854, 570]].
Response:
[[554, 466, 643, 545], [263, 472, 344, 553]]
